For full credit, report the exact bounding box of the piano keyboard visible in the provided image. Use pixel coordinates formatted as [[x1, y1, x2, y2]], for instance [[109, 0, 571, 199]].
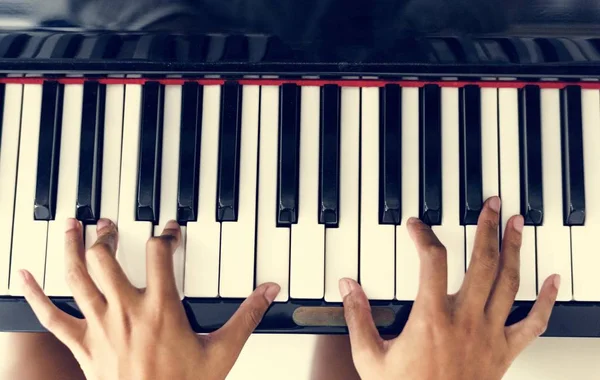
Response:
[[0, 78, 596, 304]]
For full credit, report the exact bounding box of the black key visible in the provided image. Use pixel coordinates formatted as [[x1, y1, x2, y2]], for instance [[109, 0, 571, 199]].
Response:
[[519, 85, 544, 225], [319, 84, 341, 226], [0, 84, 5, 148], [419, 84, 442, 226], [34, 81, 64, 221], [561, 85, 586, 225], [379, 84, 402, 225], [136, 81, 164, 223], [216, 81, 243, 222], [459, 85, 483, 225], [33, 82, 62, 219], [277, 83, 301, 226], [76, 82, 106, 223], [177, 82, 203, 223]]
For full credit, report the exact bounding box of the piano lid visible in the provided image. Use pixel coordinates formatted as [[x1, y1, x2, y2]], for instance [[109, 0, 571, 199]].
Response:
[[0, 0, 600, 76]]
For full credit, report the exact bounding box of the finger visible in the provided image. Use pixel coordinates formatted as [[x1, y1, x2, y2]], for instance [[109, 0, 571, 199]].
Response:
[[86, 219, 135, 300], [486, 215, 523, 323], [146, 220, 181, 299], [339, 278, 384, 358], [64, 218, 106, 317], [407, 217, 448, 304], [458, 197, 501, 309], [506, 274, 560, 356], [20, 269, 86, 349], [210, 283, 280, 363]]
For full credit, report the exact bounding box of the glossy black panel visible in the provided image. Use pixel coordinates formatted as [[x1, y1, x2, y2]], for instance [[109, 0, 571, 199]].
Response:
[[561, 85, 586, 226], [379, 84, 402, 225], [277, 83, 301, 226], [519, 85, 544, 226], [34, 81, 64, 221], [318, 84, 341, 226], [36, 33, 83, 59], [177, 82, 203, 223], [76, 82, 105, 223], [136, 81, 164, 223], [216, 81, 243, 222], [0, 33, 29, 58], [0, 297, 597, 338], [419, 84, 442, 226], [459, 85, 483, 225], [76, 35, 122, 60]]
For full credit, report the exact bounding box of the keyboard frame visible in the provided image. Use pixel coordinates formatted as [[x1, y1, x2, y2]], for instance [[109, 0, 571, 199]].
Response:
[[1, 297, 600, 337], [2, 31, 600, 337]]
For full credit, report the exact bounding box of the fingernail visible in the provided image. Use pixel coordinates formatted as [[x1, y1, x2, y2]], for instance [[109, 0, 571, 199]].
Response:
[[553, 274, 561, 290], [489, 196, 501, 213], [165, 220, 179, 230], [513, 215, 524, 233], [339, 278, 354, 298], [407, 217, 419, 225], [65, 218, 79, 232], [19, 269, 29, 283], [263, 284, 280, 303], [96, 218, 112, 232]]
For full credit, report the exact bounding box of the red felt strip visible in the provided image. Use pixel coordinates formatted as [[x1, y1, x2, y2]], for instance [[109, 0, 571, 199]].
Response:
[[0, 76, 598, 90]]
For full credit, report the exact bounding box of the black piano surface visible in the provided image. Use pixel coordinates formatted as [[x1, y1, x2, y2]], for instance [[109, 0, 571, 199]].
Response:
[[2, 0, 600, 337]]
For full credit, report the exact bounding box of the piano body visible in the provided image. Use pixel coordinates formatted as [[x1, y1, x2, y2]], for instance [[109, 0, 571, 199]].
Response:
[[1, 0, 600, 337]]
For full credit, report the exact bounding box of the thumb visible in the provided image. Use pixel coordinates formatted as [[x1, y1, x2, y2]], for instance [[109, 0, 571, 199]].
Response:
[[210, 283, 280, 357], [340, 278, 384, 358]]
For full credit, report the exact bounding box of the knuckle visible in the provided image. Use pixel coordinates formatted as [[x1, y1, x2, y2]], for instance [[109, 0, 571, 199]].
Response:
[[503, 268, 521, 294], [481, 218, 500, 231], [89, 242, 111, 257], [86, 245, 111, 267], [147, 237, 171, 252], [243, 308, 263, 330], [474, 248, 498, 272], [64, 231, 81, 247], [429, 245, 447, 259], [531, 319, 548, 337], [503, 234, 522, 253], [39, 310, 60, 331], [65, 265, 86, 287]]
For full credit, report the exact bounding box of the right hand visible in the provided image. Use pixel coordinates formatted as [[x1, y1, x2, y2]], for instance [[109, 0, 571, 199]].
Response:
[[339, 196, 560, 380]]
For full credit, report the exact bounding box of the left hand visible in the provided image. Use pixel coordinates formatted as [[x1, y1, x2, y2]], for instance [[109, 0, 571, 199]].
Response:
[[19, 218, 280, 380]]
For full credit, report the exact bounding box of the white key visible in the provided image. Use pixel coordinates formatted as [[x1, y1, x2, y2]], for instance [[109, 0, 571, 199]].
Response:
[[84, 84, 125, 248], [185, 85, 221, 297], [572, 89, 600, 301], [325, 87, 359, 302], [0, 84, 23, 294], [85, 84, 125, 252], [431, 87, 464, 294], [153, 84, 185, 298], [220, 85, 260, 298], [360, 87, 394, 300], [290, 86, 324, 299], [45, 84, 84, 296], [536, 89, 572, 301], [117, 84, 152, 289], [256, 85, 290, 302], [466, 88, 499, 266], [85, 83, 125, 289], [9, 84, 46, 295], [498, 88, 536, 300], [396, 87, 420, 300]]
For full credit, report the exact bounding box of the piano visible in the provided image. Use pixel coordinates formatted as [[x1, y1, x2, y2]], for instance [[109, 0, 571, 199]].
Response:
[[1, 0, 600, 337]]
